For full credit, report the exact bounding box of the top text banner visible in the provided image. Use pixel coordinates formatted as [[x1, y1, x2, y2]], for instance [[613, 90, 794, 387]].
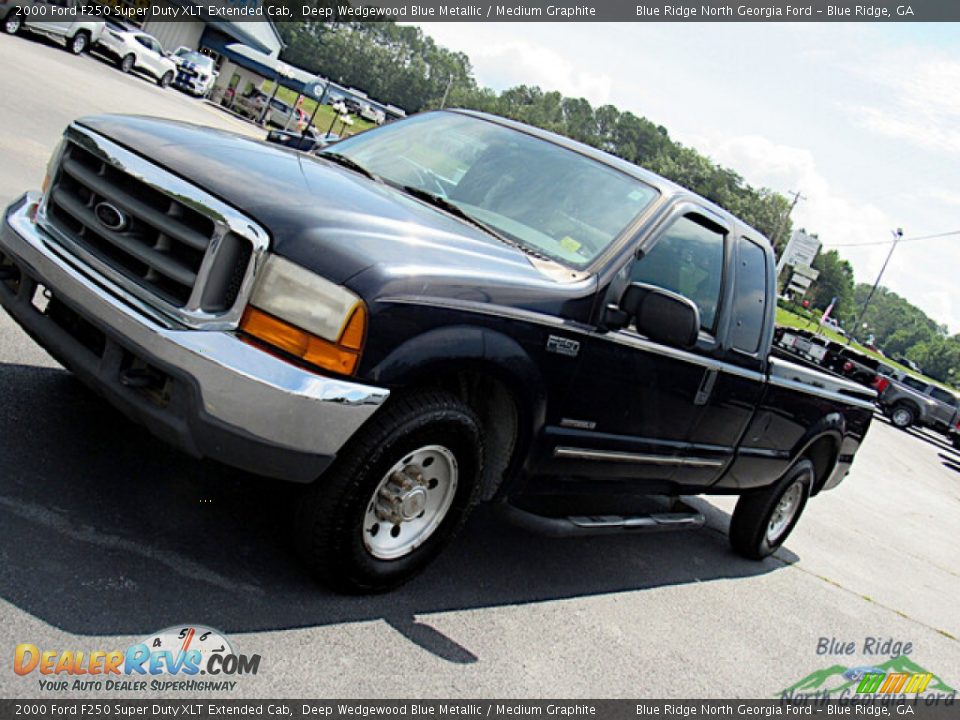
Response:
[[19, 0, 960, 22]]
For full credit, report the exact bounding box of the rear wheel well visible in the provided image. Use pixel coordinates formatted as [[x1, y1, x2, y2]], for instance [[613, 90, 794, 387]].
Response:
[[802, 436, 839, 495], [412, 368, 522, 501], [893, 400, 920, 413]]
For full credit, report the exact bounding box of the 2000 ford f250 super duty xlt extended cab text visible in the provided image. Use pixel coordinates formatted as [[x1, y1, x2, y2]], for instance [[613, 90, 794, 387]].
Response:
[[0, 111, 875, 592]]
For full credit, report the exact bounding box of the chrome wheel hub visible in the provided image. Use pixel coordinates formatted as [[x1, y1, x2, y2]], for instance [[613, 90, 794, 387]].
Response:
[[766, 480, 803, 545], [363, 445, 458, 560]]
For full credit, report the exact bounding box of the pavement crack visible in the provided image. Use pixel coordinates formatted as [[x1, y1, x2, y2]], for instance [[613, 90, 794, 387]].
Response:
[[783, 560, 956, 644], [0, 493, 263, 596]]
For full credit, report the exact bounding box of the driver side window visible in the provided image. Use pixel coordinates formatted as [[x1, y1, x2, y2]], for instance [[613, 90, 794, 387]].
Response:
[[629, 213, 726, 332]]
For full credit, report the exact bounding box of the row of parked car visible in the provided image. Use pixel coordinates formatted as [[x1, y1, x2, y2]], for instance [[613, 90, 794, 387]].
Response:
[[1, 1, 217, 96], [774, 327, 960, 449]]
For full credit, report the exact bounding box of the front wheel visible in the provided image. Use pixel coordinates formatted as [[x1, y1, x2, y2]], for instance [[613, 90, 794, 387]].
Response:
[[118, 53, 135, 73], [890, 404, 915, 429], [730, 458, 813, 560], [2, 12, 22, 34], [158, 71, 173, 88], [67, 31, 88, 55], [294, 390, 483, 593]]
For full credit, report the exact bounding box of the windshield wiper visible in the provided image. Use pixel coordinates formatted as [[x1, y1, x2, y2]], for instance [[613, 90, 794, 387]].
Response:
[[319, 152, 381, 182], [399, 185, 518, 247]]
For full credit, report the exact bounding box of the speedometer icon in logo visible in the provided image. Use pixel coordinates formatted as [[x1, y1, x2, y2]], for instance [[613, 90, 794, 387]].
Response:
[[141, 625, 233, 670]]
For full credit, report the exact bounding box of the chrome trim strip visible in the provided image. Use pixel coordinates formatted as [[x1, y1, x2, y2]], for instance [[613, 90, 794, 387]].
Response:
[[37, 124, 270, 331], [554, 446, 726, 468]]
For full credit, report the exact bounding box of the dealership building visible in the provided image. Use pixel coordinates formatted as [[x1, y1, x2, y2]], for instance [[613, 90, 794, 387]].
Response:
[[118, 0, 284, 60]]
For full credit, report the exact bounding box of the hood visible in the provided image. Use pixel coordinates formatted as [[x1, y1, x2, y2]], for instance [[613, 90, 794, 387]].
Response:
[[75, 115, 575, 291]]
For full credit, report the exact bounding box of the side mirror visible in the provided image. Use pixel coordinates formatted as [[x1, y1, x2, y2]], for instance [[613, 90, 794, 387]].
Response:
[[620, 283, 700, 349]]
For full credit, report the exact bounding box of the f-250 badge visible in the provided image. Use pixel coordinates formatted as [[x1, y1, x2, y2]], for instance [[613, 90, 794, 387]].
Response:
[[546, 335, 580, 357]]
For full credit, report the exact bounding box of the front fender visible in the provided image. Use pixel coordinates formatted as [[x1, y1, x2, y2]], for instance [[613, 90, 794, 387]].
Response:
[[367, 324, 548, 431]]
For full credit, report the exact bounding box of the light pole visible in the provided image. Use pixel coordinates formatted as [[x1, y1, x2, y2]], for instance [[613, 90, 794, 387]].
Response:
[[852, 228, 903, 341]]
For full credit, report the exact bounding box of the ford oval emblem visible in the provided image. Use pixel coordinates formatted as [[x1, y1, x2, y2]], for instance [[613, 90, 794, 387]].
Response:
[[94, 202, 129, 232]]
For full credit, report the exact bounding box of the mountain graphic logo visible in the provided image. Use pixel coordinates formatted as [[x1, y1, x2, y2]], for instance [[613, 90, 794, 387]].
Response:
[[779, 655, 956, 697]]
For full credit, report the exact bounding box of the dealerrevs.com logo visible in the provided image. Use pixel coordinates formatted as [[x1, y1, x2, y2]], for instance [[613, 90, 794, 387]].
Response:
[[13, 625, 261, 693]]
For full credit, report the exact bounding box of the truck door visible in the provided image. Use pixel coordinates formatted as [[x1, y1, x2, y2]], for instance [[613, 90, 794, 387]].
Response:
[[679, 234, 771, 488], [539, 205, 731, 491]]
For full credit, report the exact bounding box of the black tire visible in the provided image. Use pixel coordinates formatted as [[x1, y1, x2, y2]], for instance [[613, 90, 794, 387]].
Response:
[[890, 404, 915, 429], [952, 434, 960, 452], [119, 53, 135, 73], [158, 71, 173, 88], [294, 389, 483, 593], [730, 458, 814, 560], [2, 12, 22, 35], [67, 31, 89, 55]]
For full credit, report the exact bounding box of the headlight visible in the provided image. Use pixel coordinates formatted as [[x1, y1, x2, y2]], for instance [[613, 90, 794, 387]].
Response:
[[240, 256, 367, 376]]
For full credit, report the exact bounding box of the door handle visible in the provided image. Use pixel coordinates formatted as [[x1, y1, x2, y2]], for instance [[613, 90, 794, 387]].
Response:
[[694, 368, 718, 406]]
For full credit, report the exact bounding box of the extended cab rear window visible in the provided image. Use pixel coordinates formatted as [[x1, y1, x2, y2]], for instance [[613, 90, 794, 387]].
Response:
[[731, 237, 767, 353]]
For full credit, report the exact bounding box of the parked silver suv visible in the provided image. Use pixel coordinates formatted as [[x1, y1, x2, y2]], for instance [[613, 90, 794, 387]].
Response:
[[878, 373, 960, 433]]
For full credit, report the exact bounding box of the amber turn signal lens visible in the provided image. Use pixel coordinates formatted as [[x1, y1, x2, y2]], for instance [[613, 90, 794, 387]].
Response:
[[338, 306, 367, 351], [240, 305, 366, 376]]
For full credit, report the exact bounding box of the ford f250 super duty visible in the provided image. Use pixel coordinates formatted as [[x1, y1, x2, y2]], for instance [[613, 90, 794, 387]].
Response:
[[0, 110, 875, 592]]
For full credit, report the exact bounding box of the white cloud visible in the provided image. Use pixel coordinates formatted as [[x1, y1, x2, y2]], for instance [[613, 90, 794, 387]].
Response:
[[416, 23, 615, 104], [696, 134, 892, 256], [693, 133, 960, 332], [847, 52, 960, 155], [470, 40, 614, 103]]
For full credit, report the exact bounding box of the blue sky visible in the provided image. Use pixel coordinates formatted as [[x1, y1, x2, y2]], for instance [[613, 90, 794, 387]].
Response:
[[414, 22, 960, 332]]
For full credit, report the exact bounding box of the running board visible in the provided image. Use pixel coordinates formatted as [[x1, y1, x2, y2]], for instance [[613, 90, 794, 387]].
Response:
[[499, 502, 705, 537]]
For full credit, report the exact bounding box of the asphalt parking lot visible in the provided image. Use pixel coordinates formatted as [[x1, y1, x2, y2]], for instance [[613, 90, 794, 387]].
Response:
[[0, 31, 958, 700]]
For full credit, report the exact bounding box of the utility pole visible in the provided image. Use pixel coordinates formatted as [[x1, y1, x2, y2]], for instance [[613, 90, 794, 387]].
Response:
[[439, 76, 453, 110], [771, 189, 806, 256], [852, 228, 903, 341]]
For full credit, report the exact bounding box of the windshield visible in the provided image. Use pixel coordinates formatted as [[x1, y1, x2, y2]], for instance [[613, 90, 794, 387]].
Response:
[[320, 112, 659, 267]]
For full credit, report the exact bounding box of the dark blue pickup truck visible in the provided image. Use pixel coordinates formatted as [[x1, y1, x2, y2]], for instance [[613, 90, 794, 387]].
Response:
[[0, 110, 875, 592]]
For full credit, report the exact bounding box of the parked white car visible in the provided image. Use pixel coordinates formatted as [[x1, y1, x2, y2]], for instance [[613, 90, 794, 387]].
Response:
[[95, 22, 176, 87], [359, 104, 386, 125], [170, 46, 218, 97], [3, 0, 104, 54]]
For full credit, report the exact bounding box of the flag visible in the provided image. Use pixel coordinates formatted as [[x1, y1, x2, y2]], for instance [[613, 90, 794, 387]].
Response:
[[820, 297, 837, 325]]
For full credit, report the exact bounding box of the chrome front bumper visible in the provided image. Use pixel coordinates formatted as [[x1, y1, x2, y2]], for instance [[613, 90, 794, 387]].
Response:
[[0, 193, 389, 482]]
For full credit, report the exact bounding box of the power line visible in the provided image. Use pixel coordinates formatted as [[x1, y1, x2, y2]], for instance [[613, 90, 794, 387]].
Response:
[[826, 229, 960, 248]]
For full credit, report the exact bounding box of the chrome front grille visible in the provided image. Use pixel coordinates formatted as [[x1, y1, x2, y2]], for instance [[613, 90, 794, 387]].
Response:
[[39, 125, 268, 329]]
